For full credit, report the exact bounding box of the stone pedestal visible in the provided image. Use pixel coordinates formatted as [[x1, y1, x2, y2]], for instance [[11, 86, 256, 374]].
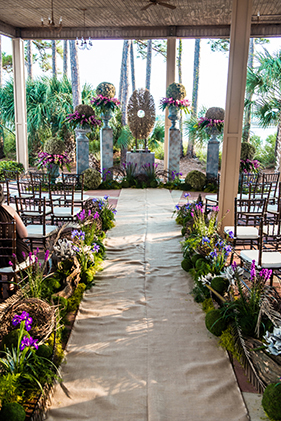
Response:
[[206, 135, 220, 180], [100, 127, 113, 176], [126, 151, 155, 175], [75, 128, 90, 174], [168, 127, 181, 175]]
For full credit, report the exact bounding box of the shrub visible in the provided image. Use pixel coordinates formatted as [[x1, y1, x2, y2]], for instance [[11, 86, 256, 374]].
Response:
[[262, 383, 281, 420], [205, 309, 227, 336], [83, 168, 101, 190], [185, 170, 206, 191], [44, 138, 65, 155], [0, 161, 24, 181], [240, 142, 255, 161], [67, 283, 87, 313], [96, 82, 116, 98], [166, 82, 186, 100], [210, 277, 229, 295], [0, 402, 26, 421]]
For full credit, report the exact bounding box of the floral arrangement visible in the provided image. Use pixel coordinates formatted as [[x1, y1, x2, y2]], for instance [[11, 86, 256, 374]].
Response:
[[66, 104, 101, 130], [240, 158, 260, 174], [91, 95, 120, 114], [196, 116, 224, 133], [37, 151, 71, 172], [160, 97, 191, 113]]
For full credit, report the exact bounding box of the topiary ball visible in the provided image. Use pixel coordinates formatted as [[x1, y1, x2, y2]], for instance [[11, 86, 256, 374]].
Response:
[[262, 383, 281, 420], [205, 309, 227, 336], [36, 344, 53, 360], [205, 107, 225, 121], [75, 104, 95, 117], [185, 170, 206, 191], [240, 142, 256, 161], [166, 82, 186, 100], [44, 138, 65, 155], [181, 258, 192, 272], [96, 82, 116, 98], [0, 402, 26, 421], [83, 168, 101, 190], [210, 277, 229, 295]]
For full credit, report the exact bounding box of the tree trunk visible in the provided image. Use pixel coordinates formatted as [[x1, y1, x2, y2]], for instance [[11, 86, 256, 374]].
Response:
[[188, 38, 201, 157], [63, 40, 68, 77], [0, 35, 2, 87], [178, 39, 184, 158], [145, 39, 152, 91], [120, 40, 130, 163], [26, 40, 33, 80], [130, 40, 136, 92], [242, 38, 255, 142], [119, 41, 126, 103], [69, 40, 81, 109], [52, 40, 57, 78]]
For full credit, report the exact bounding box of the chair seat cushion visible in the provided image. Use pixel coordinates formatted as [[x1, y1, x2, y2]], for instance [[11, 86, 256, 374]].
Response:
[[263, 225, 281, 236], [267, 204, 278, 214], [27, 224, 58, 238], [53, 207, 81, 217], [224, 225, 259, 239], [240, 249, 281, 268], [23, 206, 52, 216], [205, 194, 217, 202]]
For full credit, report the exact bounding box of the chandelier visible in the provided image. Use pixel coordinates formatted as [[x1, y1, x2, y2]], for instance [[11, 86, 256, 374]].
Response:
[[41, 0, 62, 32], [76, 9, 93, 50]]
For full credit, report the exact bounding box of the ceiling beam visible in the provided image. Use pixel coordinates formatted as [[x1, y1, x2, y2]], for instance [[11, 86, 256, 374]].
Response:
[[0, 20, 17, 37]]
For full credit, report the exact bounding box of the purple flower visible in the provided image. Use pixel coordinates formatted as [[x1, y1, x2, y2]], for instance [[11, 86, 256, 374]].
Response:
[[250, 260, 256, 280], [209, 250, 218, 258], [228, 231, 234, 239], [93, 211, 99, 219], [184, 193, 190, 198], [20, 335, 38, 351], [44, 250, 50, 262], [91, 243, 100, 253], [104, 195, 109, 200], [12, 311, 33, 331], [9, 261, 13, 266]]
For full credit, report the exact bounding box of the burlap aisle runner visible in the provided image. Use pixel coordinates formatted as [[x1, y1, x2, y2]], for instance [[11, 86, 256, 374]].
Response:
[[47, 189, 249, 421]]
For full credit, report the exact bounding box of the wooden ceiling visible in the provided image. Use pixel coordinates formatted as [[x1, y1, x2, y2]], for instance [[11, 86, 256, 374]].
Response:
[[0, 0, 281, 40]]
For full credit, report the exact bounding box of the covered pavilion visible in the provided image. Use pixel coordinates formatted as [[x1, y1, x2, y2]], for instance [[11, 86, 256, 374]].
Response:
[[1, 0, 281, 227]]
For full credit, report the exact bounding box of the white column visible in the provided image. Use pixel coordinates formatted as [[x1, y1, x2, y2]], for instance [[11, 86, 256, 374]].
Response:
[[218, 0, 253, 229], [164, 38, 176, 171], [12, 38, 28, 169]]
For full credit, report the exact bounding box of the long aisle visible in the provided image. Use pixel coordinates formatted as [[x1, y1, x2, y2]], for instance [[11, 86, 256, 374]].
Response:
[[47, 189, 248, 421]]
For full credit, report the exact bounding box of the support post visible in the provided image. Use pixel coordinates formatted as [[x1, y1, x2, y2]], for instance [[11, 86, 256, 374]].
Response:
[[100, 127, 113, 178], [164, 38, 176, 171], [75, 128, 90, 174], [218, 0, 253, 229], [12, 38, 28, 169]]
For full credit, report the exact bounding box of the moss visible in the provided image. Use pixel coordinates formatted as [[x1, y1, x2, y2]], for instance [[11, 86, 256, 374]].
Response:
[[67, 283, 87, 313], [121, 180, 130, 188], [166, 82, 186, 100], [46, 333, 65, 367], [149, 180, 158, 188], [201, 298, 215, 313], [191, 253, 204, 265], [96, 82, 116, 98], [240, 142, 256, 161], [44, 138, 65, 155], [80, 267, 96, 286], [36, 344, 53, 360], [262, 383, 281, 420], [210, 277, 229, 295], [83, 168, 101, 190], [219, 326, 242, 363], [0, 402, 26, 421], [185, 170, 206, 191], [181, 258, 192, 272], [205, 309, 227, 336]]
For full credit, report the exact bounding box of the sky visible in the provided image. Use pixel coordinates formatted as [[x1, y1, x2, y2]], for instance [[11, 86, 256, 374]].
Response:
[[2, 34, 281, 140]]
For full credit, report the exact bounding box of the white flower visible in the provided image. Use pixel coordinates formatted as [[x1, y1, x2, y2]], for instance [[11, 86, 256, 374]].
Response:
[[198, 273, 213, 285], [54, 238, 75, 260], [221, 265, 244, 286], [264, 326, 281, 356]]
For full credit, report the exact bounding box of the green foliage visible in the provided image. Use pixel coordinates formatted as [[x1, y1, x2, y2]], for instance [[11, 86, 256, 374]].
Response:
[[0, 161, 24, 181], [185, 170, 206, 191], [166, 82, 186, 100], [240, 142, 256, 160], [67, 283, 87, 313], [201, 298, 215, 313], [255, 133, 276, 169], [205, 309, 227, 336], [0, 402, 26, 421], [83, 168, 101, 190], [1, 329, 28, 352], [262, 383, 281, 420], [36, 344, 53, 360], [116, 125, 134, 150], [148, 120, 164, 148], [210, 277, 229, 295], [181, 257, 192, 272], [0, 373, 22, 405], [80, 266, 96, 287], [96, 82, 116, 98], [191, 278, 210, 303], [219, 326, 242, 363]]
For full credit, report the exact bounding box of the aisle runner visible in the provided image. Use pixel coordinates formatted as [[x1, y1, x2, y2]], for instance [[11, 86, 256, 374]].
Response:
[[48, 189, 248, 421]]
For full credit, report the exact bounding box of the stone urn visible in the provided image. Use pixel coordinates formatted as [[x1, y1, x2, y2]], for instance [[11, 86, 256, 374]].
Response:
[[168, 105, 180, 129], [101, 109, 113, 128], [205, 107, 225, 181], [47, 163, 60, 183]]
